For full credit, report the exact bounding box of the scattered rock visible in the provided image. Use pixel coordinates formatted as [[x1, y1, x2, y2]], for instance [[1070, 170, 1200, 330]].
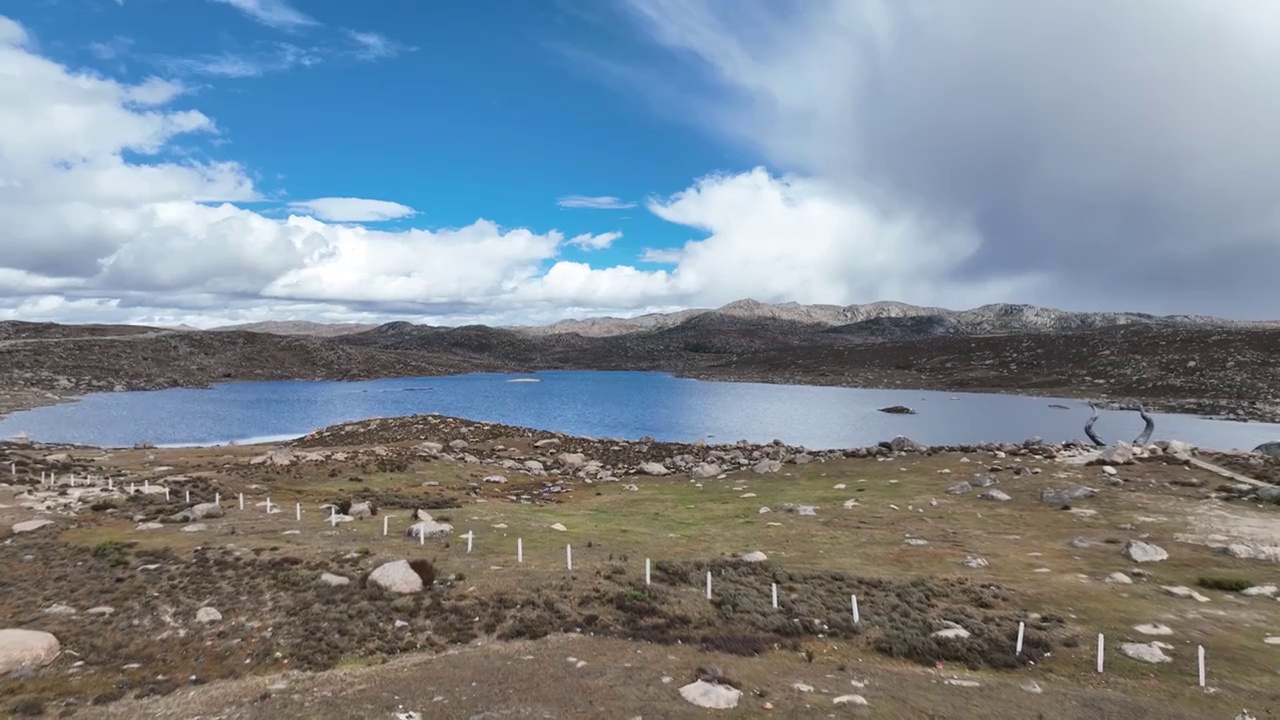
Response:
[[195, 607, 222, 624], [961, 556, 989, 569], [406, 520, 454, 541], [1093, 442, 1136, 466], [319, 572, 350, 587], [779, 503, 817, 516], [1105, 572, 1134, 584], [86, 606, 115, 616], [741, 550, 768, 563], [639, 462, 670, 476], [751, 459, 782, 475], [43, 604, 76, 616], [1241, 585, 1277, 597], [368, 560, 424, 594], [1121, 642, 1172, 664], [792, 682, 814, 693], [1161, 585, 1211, 602], [946, 482, 972, 495], [1067, 536, 1090, 549], [1122, 540, 1169, 563], [833, 694, 868, 706], [11, 519, 54, 534], [1134, 623, 1173, 635], [482, 475, 508, 484], [692, 462, 722, 479], [944, 679, 980, 688], [1222, 544, 1280, 563], [980, 489, 1011, 502], [679, 681, 741, 710], [932, 626, 971, 640]]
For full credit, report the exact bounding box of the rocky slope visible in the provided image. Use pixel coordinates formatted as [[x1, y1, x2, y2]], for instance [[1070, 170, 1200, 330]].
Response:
[[2, 305, 1279, 423]]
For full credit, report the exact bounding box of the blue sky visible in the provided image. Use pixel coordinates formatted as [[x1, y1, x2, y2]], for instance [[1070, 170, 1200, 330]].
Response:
[[1, 1, 1277, 326], [14, 0, 753, 270]]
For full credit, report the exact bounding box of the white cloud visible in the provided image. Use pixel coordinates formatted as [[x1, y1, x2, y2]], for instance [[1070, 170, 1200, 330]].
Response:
[[88, 36, 133, 61], [155, 42, 323, 78], [557, 195, 637, 210], [639, 248, 682, 264], [618, 0, 1280, 318], [565, 231, 622, 251], [0, 13, 1131, 330], [346, 30, 412, 60], [288, 197, 418, 222], [208, 0, 317, 29]]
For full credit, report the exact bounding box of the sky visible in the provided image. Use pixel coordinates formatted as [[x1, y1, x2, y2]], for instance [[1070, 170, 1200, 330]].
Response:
[[1, 0, 1278, 328]]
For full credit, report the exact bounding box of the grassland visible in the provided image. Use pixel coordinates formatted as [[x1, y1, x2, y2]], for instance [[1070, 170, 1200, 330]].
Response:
[[2, 435, 1279, 718]]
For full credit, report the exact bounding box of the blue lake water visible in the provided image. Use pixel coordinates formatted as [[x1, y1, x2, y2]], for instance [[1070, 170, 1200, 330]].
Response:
[[1, 371, 1276, 451]]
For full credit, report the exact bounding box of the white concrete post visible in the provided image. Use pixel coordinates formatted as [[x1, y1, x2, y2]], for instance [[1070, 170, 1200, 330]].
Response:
[[419, 525, 425, 545], [1016, 621, 1025, 655], [185, 490, 190, 503], [645, 558, 651, 586], [1096, 634, 1105, 673], [851, 594, 860, 624], [215, 492, 220, 505], [265, 496, 271, 513], [383, 515, 389, 536], [1198, 645, 1205, 688], [771, 583, 778, 609], [144, 479, 150, 491], [295, 503, 301, 521], [329, 505, 336, 527], [566, 544, 573, 571], [238, 493, 244, 510], [517, 538, 524, 563], [164, 488, 171, 502], [108, 478, 114, 491], [705, 571, 712, 600], [466, 532, 473, 553]]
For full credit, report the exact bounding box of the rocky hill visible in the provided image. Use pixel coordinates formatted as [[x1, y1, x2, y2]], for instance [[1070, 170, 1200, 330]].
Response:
[[207, 321, 379, 337], [2, 301, 1279, 423], [503, 299, 1259, 338]]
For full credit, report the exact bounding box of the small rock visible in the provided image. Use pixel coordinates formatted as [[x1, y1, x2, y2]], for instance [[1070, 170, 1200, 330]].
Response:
[[741, 550, 768, 563], [946, 482, 972, 495], [833, 694, 868, 706], [980, 489, 1011, 502], [1067, 536, 1090, 549], [1121, 642, 1171, 664], [550, 523, 567, 532], [1241, 585, 1277, 597], [1134, 623, 1173, 635], [482, 475, 507, 484], [944, 678, 980, 687], [195, 607, 222, 624], [319, 572, 350, 587], [1105, 572, 1134, 584], [1162, 585, 1211, 602], [86, 606, 115, 616], [933, 627, 971, 640], [792, 682, 814, 693], [961, 556, 989, 569], [44, 604, 76, 616], [679, 680, 741, 710]]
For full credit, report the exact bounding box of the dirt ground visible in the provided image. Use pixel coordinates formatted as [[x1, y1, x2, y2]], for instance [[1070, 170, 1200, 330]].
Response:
[[3, 437, 1279, 718]]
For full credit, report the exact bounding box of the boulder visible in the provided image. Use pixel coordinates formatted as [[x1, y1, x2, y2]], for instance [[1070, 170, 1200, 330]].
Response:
[[1122, 540, 1169, 563], [638, 462, 670, 476], [1092, 442, 1135, 466], [888, 436, 928, 453], [980, 489, 1012, 502], [741, 550, 768, 563], [691, 462, 722, 479], [0, 629, 60, 676], [319, 572, 351, 587], [556, 453, 587, 470], [679, 681, 741, 710], [946, 482, 972, 495], [369, 560, 424, 594], [482, 474, 508, 484], [1253, 441, 1280, 459], [448, 439, 468, 450], [10, 519, 54, 534], [406, 520, 453, 541], [349, 502, 374, 518], [1041, 485, 1098, 503], [751, 459, 781, 475]]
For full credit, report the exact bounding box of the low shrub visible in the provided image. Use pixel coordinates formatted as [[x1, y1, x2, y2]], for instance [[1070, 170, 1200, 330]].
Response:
[[1196, 576, 1253, 592]]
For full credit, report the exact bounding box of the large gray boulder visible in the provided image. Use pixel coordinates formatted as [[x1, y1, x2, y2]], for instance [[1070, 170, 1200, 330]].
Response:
[[1122, 539, 1169, 563], [751, 459, 781, 474], [368, 560, 424, 594], [638, 462, 670, 476], [0, 629, 60, 676], [691, 462, 722, 479], [679, 681, 741, 710], [406, 520, 453, 541]]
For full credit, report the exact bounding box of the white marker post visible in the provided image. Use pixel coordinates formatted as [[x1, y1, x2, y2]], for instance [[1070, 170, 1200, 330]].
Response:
[[164, 488, 171, 502], [185, 490, 190, 503], [296, 503, 301, 521], [771, 583, 778, 609], [265, 496, 272, 514], [466, 531, 474, 553], [383, 515, 389, 536], [329, 505, 337, 528], [1016, 621, 1025, 655], [645, 558, 651, 586], [1198, 645, 1206, 688], [706, 571, 712, 600], [517, 538, 524, 564], [851, 594, 860, 624], [108, 478, 114, 491], [419, 525, 425, 545], [566, 544, 573, 571], [238, 493, 244, 510], [215, 492, 220, 505], [1096, 634, 1105, 673], [144, 479, 150, 492]]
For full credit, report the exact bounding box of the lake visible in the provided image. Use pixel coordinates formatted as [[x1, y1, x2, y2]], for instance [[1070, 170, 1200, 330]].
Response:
[[0, 371, 1276, 451]]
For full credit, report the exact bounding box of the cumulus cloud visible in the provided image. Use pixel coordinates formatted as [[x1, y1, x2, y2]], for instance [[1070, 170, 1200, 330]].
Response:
[[287, 197, 418, 222], [618, 0, 1280, 318], [557, 195, 637, 210], [565, 231, 622, 251], [0, 13, 1037, 327]]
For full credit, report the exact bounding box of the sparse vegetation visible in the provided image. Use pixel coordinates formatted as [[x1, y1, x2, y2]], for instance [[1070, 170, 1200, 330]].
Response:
[[1196, 576, 1254, 592]]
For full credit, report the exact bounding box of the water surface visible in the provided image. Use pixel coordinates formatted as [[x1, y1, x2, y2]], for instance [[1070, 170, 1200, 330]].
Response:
[[1, 371, 1275, 451]]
